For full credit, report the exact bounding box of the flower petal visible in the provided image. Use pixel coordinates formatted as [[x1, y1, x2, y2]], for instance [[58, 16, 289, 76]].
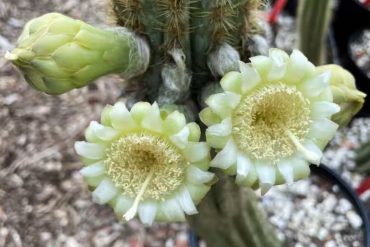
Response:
[[220, 71, 243, 93], [170, 126, 190, 149], [74, 141, 105, 160], [186, 183, 211, 205], [210, 139, 237, 169], [293, 158, 310, 180], [277, 158, 294, 184], [90, 121, 119, 141], [236, 153, 252, 177], [187, 123, 201, 142], [80, 160, 105, 177], [299, 71, 331, 98], [92, 178, 119, 204], [285, 49, 315, 83], [163, 110, 186, 135], [110, 102, 136, 131], [138, 201, 158, 225], [267, 48, 289, 81], [206, 117, 232, 149], [239, 61, 261, 93], [249, 55, 272, 80], [114, 195, 133, 217], [186, 165, 214, 184], [199, 107, 222, 126], [206, 117, 232, 136], [157, 198, 185, 222], [130, 102, 151, 124], [255, 162, 276, 195], [100, 105, 113, 126], [302, 140, 323, 165], [183, 142, 209, 162], [141, 102, 163, 133], [307, 118, 338, 148], [176, 187, 198, 215], [310, 102, 340, 120], [205, 92, 241, 118]]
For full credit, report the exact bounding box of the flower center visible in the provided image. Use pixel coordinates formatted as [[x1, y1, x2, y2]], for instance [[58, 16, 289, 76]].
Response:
[[105, 132, 187, 200], [232, 83, 311, 163]]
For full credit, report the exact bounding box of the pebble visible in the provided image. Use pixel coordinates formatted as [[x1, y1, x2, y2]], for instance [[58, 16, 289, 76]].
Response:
[[346, 211, 363, 229]]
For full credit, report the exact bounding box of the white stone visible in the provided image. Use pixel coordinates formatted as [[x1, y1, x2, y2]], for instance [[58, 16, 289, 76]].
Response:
[[346, 211, 363, 229]]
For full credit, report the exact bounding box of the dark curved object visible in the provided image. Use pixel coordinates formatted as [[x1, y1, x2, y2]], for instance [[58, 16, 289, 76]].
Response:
[[188, 164, 370, 247], [332, 0, 370, 117], [311, 164, 370, 247]]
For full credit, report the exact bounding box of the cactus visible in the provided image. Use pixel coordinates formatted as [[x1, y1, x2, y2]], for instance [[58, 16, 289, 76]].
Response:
[[8, 1, 364, 247], [297, 0, 333, 65]]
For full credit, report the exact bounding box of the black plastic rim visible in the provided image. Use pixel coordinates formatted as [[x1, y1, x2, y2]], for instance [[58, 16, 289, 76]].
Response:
[[188, 164, 370, 247]]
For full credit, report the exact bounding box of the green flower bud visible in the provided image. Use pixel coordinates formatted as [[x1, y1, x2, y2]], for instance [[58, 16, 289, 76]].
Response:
[[5, 13, 149, 94], [317, 65, 366, 127]]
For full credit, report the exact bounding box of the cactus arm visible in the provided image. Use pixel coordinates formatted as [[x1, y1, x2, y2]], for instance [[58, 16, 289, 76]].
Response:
[[297, 0, 333, 65]]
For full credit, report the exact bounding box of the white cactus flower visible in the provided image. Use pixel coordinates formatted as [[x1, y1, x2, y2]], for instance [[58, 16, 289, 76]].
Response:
[[200, 49, 340, 194], [75, 102, 213, 225]]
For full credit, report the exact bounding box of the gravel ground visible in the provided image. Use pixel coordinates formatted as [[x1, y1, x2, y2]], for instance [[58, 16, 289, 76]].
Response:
[[1, 1, 369, 247]]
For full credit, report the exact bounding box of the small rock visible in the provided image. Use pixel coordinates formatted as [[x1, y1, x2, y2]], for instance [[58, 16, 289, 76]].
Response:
[[346, 211, 363, 229]]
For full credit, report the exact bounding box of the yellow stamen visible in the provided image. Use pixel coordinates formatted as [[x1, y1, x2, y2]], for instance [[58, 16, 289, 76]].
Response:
[[123, 170, 154, 221], [286, 130, 320, 164]]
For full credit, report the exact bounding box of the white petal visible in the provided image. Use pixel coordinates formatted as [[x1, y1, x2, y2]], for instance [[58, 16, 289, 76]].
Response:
[[236, 153, 252, 177], [141, 102, 163, 133], [206, 117, 232, 137], [159, 198, 185, 221], [130, 102, 151, 124], [302, 140, 323, 165], [138, 201, 157, 225], [80, 160, 105, 177], [90, 121, 119, 141], [163, 110, 186, 135], [205, 92, 241, 118], [92, 179, 119, 204], [293, 157, 310, 180], [267, 48, 289, 81], [299, 72, 331, 98], [110, 102, 136, 131], [186, 183, 210, 205], [170, 126, 190, 149], [186, 165, 214, 184], [277, 158, 294, 184], [74, 141, 105, 160], [238, 61, 261, 93], [307, 118, 338, 147], [176, 187, 198, 215], [285, 49, 315, 83], [220, 71, 244, 93], [187, 122, 201, 142], [183, 142, 209, 162], [255, 162, 276, 195], [310, 101, 340, 120], [210, 140, 237, 169], [114, 195, 133, 216], [249, 55, 272, 79]]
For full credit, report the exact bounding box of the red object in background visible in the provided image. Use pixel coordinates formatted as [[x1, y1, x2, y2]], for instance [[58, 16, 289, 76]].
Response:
[[268, 0, 288, 24], [356, 177, 370, 195], [364, 0, 370, 7]]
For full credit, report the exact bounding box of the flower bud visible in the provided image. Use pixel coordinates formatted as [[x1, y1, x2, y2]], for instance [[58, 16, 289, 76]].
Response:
[[5, 13, 149, 94], [317, 65, 366, 127]]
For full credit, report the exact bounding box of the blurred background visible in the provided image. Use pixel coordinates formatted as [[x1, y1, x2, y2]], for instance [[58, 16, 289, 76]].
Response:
[[1, 0, 370, 246]]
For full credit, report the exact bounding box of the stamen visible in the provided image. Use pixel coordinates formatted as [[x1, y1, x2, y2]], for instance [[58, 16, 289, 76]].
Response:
[[123, 170, 154, 221], [286, 130, 320, 164]]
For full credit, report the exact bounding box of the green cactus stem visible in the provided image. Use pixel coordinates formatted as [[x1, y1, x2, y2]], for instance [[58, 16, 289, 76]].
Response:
[[188, 172, 282, 247], [297, 0, 333, 65]]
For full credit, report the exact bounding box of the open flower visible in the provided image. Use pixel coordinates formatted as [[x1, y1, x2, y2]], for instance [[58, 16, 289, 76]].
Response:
[[75, 102, 213, 225], [201, 49, 340, 194]]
